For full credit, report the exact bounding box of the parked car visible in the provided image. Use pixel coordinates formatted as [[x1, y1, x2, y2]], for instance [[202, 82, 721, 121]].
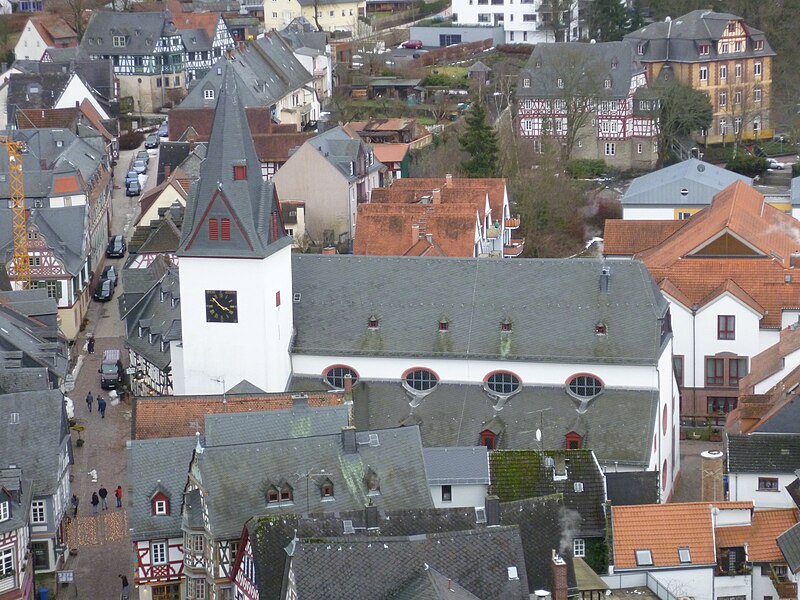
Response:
[[106, 235, 126, 258], [145, 133, 159, 148], [158, 121, 168, 138], [126, 180, 141, 196], [136, 150, 150, 165], [125, 170, 139, 187], [93, 278, 114, 302], [767, 158, 786, 170], [101, 265, 118, 287], [401, 40, 423, 49], [132, 159, 147, 174]]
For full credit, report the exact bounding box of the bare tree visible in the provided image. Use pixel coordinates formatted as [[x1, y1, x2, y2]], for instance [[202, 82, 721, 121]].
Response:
[[719, 81, 764, 156], [541, 0, 577, 42]]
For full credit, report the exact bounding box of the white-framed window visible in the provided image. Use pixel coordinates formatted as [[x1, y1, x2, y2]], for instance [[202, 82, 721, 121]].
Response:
[[721, 43, 729, 54], [604, 143, 615, 156], [523, 119, 533, 132], [734, 90, 742, 104], [522, 77, 530, 88], [637, 143, 643, 154], [0, 501, 8, 521], [699, 66, 708, 81], [604, 79, 611, 89], [31, 500, 46, 524], [0, 547, 12, 577], [699, 44, 710, 55], [720, 65, 727, 80], [734, 41, 742, 53], [151, 541, 167, 565], [112, 35, 126, 47], [754, 39, 764, 51], [186, 577, 206, 600], [719, 118, 728, 135], [573, 538, 585, 557], [635, 549, 653, 566], [677, 211, 692, 220], [557, 78, 563, 88], [754, 88, 762, 102], [719, 91, 727, 106], [734, 118, 741, 134], [754, 62, 762, 77], [154, 500, 168, 515], [203, 89, 215, 100], [735, 63, 742, 78]]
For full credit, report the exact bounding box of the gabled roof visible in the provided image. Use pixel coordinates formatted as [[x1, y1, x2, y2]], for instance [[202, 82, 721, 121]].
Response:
[[7, 72, 70, 113], [178, 62, 290, 259], [127, 436, 196, 541], [173, 11, 220, 38], [622, 159, 752, 207], [740, 325, 800, 394], [602, 220, 686, 255], [727, 434, 800, 473], [489, 449, 606, 536], [392, 567, 483, 600], [424, 447, 490, 485], [386, 177, 507, 223], [371, 142, 410, 164], [291, 255, 669, 365], [252, 131, 314, 162], [193, 425, 433, 538], [133, 391, 344, 439], [612, 501, 753, 570], [0, 472, 33, 536], [79, 12, 172, 56], [26, 14, 78, 46], [716, 508, 797, 562], [306, 126, 383, 182]]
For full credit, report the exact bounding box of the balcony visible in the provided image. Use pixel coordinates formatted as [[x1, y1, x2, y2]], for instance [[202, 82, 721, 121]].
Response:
[[768, 567, 797, 599], [504, 216, 521, 229], [504, 237, 525, 257]]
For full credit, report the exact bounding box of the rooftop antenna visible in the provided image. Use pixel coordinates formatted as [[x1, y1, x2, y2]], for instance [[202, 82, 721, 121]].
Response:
[[521, 407, 551, 455]]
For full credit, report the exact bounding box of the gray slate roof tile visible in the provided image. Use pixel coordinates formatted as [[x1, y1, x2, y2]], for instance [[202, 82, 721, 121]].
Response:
[[778, 522, 800, 573], [424, 447, 490, 485], [727, 434, 800, 473]]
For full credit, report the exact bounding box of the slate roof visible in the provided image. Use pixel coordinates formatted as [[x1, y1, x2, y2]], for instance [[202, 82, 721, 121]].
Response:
[[716, 508, 797, 562], [622, 159, 752, 207], [0, 473, 33, 536], [179, 62, 291, 259], [391, 567, 482, 600], [0, 389, 69, 496], [7, 72, 70, 115], [517, 41, 644, 100], [176, 34, 312, 110], [306, 126, 383, 182], [0, 206, 87, 276], [290, 255, 669, 365], [624, 10, 776, 63], [424, 447, 490, 485], [489, 450, 606, 536], [127, 436, 196, 541], [727, 434, 800, 473], [245, 494, 574, 600], [133, 391, 344, 439], [203, 404, 351, 446], [288, 527, 529, 600], [290, 379, 658, 467], [79, 12, 171, 56], [778, 521, 800, 573], [605, 471, 660, 505], [193, 425, 433, 538]]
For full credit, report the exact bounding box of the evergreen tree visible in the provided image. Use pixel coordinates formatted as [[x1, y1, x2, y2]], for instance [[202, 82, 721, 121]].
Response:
[[459, 102, 499, 178], [588, 0, 630, 42]]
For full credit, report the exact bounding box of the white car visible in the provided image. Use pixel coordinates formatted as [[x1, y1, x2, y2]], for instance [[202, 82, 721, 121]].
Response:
[[64, 396, 74, 420], [767, 158, 786, 170]]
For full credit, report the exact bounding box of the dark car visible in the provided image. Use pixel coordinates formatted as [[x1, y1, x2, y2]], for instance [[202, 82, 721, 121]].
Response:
[[136, 150, 150, 165], [93, 278, 114, 302], [144, 134, 159, 149], [402, 40, 423, 49], [125, 170, 139, 187], [158, 121, 169, 138], [126, 180, 141, 196], [106, 235, 126, 258], [101, 265, 118, 287]]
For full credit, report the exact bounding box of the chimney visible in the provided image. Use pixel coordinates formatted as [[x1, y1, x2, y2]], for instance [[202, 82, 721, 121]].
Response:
[[425, 233, 433, 243], [411, 223, 420, 245], [75, 100, 79, 108], [432, 188, 441, 204], [485, 495, 500, 526], [322, 246, 337, 255], [342, 425, 357, 454], [291, 393, 309, 410], [551, 550, 568, 600], [343, 373, 353, 395], [365, 502, 378, 529], [600, 265, 611, 293], [164, 165, 171, 178], [791, 252, 800, 268], [445, 173, 452, 187]]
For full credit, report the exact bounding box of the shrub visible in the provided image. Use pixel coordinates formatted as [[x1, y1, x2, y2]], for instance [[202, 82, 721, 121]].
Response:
[[420, 72, 467, 88], [793, 163, 800, 177], [496, 44, 535, 55], [725, 153, 768, 178], [118, 131, 144, 151], [566, 159, 608, 179]]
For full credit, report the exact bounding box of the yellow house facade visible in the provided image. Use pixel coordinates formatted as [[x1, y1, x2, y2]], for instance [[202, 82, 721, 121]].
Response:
[[625, 10, 775, 146], [263, 0, 366, 32]]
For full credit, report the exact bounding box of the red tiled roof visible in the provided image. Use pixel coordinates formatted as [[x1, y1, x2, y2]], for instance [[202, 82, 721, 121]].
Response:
[[17, 107, 77, 129], [372, 143, 410, 164], [603, 220, 686, 255], [79, 99, 113, 141], [29, 15, 78, 47], [252, 132, 314, 161], [390, 177, 507, 221], [134, 391, 345, 439], [716, 508, 798, 562], [52, 175, 81, 194], [612, 502, 753, 569], [173, 12, 219, 38]]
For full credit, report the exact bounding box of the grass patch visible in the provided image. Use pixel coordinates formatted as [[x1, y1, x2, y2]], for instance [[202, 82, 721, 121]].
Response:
[[428, 66, 468, 78]]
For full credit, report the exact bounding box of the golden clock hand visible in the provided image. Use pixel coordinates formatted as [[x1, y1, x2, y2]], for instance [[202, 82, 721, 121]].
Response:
[[211, 297, 232, 313]]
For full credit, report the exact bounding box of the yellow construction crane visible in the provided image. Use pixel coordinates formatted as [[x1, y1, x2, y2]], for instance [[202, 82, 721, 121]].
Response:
[[1, 136, 29, 289]]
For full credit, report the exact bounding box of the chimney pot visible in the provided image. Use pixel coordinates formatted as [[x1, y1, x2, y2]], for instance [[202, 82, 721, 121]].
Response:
[[322, 246, 337, 255], [551, 549, 568, 600], [342, 425, 357, 454], [291, 393, 309, 409], [445, 173, 452, 186], [411, 223, 420, 246], [343, 373, 353, 395], [432, 188, 441, 204]]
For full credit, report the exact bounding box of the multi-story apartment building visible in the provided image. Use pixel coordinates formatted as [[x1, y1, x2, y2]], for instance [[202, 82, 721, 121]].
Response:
[[517, 41, 659, 170], [263, 0, 366, 33], [625, 10, 775, 145]]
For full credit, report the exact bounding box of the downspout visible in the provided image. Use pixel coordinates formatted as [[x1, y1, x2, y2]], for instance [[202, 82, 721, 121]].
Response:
[[692, 304, 698, 411]]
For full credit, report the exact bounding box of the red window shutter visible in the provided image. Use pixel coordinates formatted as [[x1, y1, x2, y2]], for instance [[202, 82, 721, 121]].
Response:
[[275, 291, 281, 307], [208, 218, 218, 240], [233, 165, 247, 180], [221, 218, 231, 240]]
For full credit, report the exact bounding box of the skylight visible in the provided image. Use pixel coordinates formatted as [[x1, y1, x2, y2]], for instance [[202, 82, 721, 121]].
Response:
[[635, 549, 653, 566], [678, 547, 691, 563]]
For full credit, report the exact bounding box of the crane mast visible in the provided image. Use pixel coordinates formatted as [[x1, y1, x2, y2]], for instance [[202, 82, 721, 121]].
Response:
[[5, 138, 29, 289]]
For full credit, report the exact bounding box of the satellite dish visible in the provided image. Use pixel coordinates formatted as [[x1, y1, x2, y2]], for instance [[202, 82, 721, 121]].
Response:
[[535, 429, 542, 442]]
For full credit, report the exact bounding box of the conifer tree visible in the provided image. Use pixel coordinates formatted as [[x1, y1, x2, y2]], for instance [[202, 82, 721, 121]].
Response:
[[459, 102, 499, 178]]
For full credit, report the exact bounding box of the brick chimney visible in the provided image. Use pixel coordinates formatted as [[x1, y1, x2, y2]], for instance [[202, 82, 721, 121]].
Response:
[[551, 550, 568, 600], [322, 246, 337, 255], [291, 393, 308, 410], [432, 188, 441, 204], [164, 165, 171, 179], [445, 173, 453, 187], [411, 223, 420, 246], [342, 425, 357, 454]]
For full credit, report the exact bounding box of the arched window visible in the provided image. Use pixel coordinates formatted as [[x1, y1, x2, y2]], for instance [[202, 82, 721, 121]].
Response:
[[662, 404, 669, 435], [266, 485, 279, 504], [324, 366, 358, 388], [320, 479, 334, 499], [485, 371, 521, 395], [661, 459, 668, 491], [480, 430, 497, 450], [403, 368, 439, 392], [280, 484, 293, 502], [567, 374, 603, 399]]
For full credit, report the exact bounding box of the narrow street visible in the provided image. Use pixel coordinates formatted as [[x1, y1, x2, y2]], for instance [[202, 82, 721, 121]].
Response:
[[54, 142, 158, 599]]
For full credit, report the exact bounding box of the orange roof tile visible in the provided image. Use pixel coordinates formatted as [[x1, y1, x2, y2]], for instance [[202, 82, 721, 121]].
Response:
[[390, 177, 507, 222], [716, 508, 798, 562], [372, 143, 410, 164], [173, 12, 219, 38], [79, 99, 113, 141], [29, 15, 77, 47], [253, 132, 314, 161], [612, 502, 753, 569], [603, 220, 686, 255], [52, 175, 81, 195], [134, 391, 344, 439]]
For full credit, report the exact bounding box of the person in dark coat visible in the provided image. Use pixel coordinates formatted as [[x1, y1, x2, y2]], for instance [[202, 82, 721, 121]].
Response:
[[87, 335, 95, 354], [85, 391, 93, 413], [119, 574, 129, 599], [98, 486, 108, 510], [98, 396, 107, 418], [70, 494, 79, 517], [90, 492, 99, 514]]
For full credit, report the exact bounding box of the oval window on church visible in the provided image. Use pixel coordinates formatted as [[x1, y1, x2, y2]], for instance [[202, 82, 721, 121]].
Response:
[[485, 371, 521, 395], [403, 368, 439, 392], [566, 374, 603, 399], [324, 366, 358, 388]]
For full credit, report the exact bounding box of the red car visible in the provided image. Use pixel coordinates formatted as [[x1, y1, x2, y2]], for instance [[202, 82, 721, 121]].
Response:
[[402, 40, 423, 49]]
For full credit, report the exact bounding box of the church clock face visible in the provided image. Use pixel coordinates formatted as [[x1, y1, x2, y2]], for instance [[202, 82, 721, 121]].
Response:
[[205, 290, 238, 323]]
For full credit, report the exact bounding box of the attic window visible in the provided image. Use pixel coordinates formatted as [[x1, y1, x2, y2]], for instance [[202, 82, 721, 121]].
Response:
[[221, 218, 231, 241], [113, 35, 126, 47], [523, 77, 530, 87], [567, 374, 603, 399], [486, 371, 521, 395], [204, 89, 215, 100], [480, 429, 497, 450], [565, 431, 582, 449], [604, 79, 612, 89], [404, 368, 438, 392], [209, 218, 219, 240], [637, 43, 645, 55], [557, 78, 564, 89], [635, 549, 653, 566], [280, 484, 293, 502], [325, 366, 358, 388], [56, 140, 63, 148], [611, 59, 618, 70], [367, 316, 379, 330], [266, 486, 279, 503], [320, 479, 334, 499], [0, 500, 8, 522], [438, 319, 449, 332], [501, 318, 512, 333], [365, 468, 380, 494], [595, 322, 606, 335], [349, 162, 355, 175], [699, 44, 710, 55], [152, 494, 169, 516], [754, 39, 764, 51], [233, 165, 247, 180], [574, 482, 584, 492], [28, 84, 40, 94], [9, 412, 19, 425], [678, 547, 691, 563]]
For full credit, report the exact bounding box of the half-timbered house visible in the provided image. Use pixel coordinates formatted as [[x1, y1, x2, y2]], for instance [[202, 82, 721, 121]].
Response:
[[517, 41, 659, 170], [0, 470, 33, 600], [172, 13, 234, 84]]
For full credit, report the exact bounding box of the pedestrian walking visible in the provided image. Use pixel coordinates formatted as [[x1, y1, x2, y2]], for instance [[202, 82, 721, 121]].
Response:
[[87, 334, 95, 354], [115, 485, 123, 508], [119, 574, 130, 600], [98, 396, 107, 418], [98, 486, 108, 510], [90, 492, 99, 515], [70, 494, 79, 517], [85, 391, 93, 413]]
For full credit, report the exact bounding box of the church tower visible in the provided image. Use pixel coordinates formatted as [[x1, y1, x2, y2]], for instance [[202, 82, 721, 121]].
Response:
[[172, 62, 293, 395]]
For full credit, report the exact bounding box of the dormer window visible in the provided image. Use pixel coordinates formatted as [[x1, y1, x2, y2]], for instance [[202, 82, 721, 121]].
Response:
[[365, 468, 380, 494], [523, 77, 530, 87], [557, 78, 563, 89], [209, 218, 218, 240], [565, 431, 582, 449], [221, 218, 230, 240], [233, 165, 247, 180], [604, 79, 611, 89], [699, 44, 710, 55], [0, 500, 8, 522], [636, 43, 645, 55], [754, 39, 764, 51], [113, 35, 126, 47], [204, 88, 215, 100], [350, 162, 355, 175], [266, 486, 279, 503], [501, 318, 512, 333], [280, 484, 293, 502], [320, 479, 334, 499], [438, 319, 449, 332], [480, 429, 497, 450], [611, 59, 618, 70], [152, 493, 169, 516], [367, 316, 379, 330]]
